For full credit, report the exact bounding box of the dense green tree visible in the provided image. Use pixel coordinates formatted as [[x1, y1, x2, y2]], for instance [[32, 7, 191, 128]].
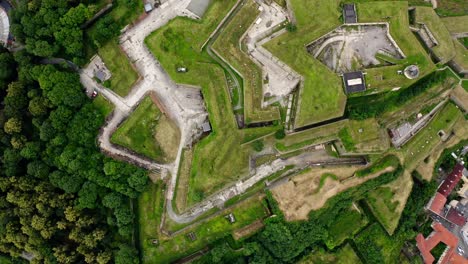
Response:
[[0, 48, 16, 89]]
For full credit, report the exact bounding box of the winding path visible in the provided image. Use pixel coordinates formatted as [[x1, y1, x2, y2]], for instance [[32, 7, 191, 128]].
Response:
[[80, 0, 320, 224]]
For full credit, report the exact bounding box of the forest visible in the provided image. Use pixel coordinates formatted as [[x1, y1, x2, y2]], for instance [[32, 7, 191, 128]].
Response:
[[0, 0, 147, 262]]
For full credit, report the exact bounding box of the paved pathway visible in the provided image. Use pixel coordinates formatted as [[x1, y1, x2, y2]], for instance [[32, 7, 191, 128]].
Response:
[[244, 0, 300, 102], [80, 0, 331, 224]]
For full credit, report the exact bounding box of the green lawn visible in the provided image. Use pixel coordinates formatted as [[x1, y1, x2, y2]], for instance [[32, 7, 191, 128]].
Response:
[[138, 181, 165, 263], [325, 206, 368, 249], [401, 102, 464, 170], [415, 7, 456, 64], [299, 244, 362, 264], [357, 1, 435, 89], [111, 96, 180, 163], [92, 94, 114, 117], [145, 0, 280, 206], [453, 40, 468, 70], [146, 195, 269, 263], [98, 42, 139, 97], [463, 80, 468, 91], [435, 0, 468, 17], [264, 0, 346, 127], [441, 15, 468, 34], [212, 0, 280, 123], [348, 119, 389, 153]]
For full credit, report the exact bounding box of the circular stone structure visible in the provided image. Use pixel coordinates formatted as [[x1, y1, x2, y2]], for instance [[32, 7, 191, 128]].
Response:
[[0, 5, 9, 46], [404, 65, 420, 79]]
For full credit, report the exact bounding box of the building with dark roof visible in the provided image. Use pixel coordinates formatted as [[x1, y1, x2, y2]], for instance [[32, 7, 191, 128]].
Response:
[[342, 71, 366, 94], [343, 3, 357, 24], [438, 163, 465, 197], [446, 207, 466, 227]]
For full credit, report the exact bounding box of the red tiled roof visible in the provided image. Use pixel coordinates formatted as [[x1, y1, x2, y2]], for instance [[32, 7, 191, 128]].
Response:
[[430, 192, 447, 214], [416, 223, 460, 264], [446, 207, 466, 227], [440, 247, 468, 264], [438, 164, 465, 197]]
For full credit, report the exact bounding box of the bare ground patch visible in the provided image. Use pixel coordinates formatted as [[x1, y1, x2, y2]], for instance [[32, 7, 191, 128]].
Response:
[[271, 165, 394, 221]]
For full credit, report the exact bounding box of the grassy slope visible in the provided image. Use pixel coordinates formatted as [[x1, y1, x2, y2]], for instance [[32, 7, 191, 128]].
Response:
[[264, 0, 346, 127], [212, 0, 280, 123], [276, 118, 387, 154], [149, 195, 268, 263], [400, 102, 464, 170], [354, 223, 402, 262], [435, 0, 468, 17], [111, 97, 178, 163], [415, 7, 455, 64], [299, 244, 362, 264], [326, 207, 368, 249], [357, 1, 435, 90], [441, 15, 468, 34], [92, 94, 114, 117], [98, 42, 139, 97], [366, 171, 413, 235], [138, 182, 165, 263], [145, 0, 278, 206], [453, 40, 468, 69]]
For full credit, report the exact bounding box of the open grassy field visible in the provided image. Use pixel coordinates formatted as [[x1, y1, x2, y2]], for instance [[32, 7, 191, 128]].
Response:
[[325, 205, 368, 249], [453, 40, 468, 69], [111, 96, 180, 163], [366, 170, 413, 235], [299, 244, 362, 264], [98, 42, 139, 97], [146, 195, 269, 264], [212, 0, 280, 123], [145, 0, 280, 206], [354, 223, 402, 263], [264, 0, 346, 127], [441, 16, 468, 34], [92, 94, 114, 117], [357, 1, 435, 88], [348, 119, 389, 153], [400, 102, 464, 170], [138, 181, 165, 263], [414, 7, 455, 64], [435, 0, 468, 17]]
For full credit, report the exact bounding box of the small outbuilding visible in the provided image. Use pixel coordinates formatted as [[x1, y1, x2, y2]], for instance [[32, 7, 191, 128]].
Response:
[[343, 3, 357, 24], [342, 71, 366, 94], [202, 121, 211, 133], [225, 213, 236, 224], [144, 3, 153, 13]]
